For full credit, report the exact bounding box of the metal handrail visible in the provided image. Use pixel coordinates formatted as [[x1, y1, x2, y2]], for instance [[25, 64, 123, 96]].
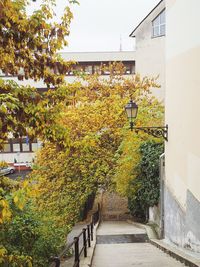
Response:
[[50, 203, 100, 267]]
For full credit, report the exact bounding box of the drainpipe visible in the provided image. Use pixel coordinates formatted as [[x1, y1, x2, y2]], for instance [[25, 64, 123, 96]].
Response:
[[159, 153, 165, 239]]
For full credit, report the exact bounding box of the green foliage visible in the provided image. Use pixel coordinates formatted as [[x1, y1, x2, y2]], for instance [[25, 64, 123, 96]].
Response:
[[113, 97, 164, 195], [127, 141, 164, 220], [0, 178, 68, 266]]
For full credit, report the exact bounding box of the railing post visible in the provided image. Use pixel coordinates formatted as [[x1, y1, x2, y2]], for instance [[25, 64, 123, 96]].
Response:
[[91, 223, 94, 241], [87, 225, 91, 247], [83, 228, 87, 257], [74, 237, 80, 267], [98, 203, 100, 221]]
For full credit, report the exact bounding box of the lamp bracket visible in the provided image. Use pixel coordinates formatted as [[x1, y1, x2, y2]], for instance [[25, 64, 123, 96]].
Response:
[[130, 123, 168, 141]]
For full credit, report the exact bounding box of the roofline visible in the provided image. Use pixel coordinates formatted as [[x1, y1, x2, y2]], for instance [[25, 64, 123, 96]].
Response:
[[59, 51, 135, 54], [129, 0, 164, 38]]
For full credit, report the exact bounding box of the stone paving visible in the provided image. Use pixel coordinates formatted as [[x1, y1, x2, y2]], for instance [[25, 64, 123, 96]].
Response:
[[91, 221, 186, 267]]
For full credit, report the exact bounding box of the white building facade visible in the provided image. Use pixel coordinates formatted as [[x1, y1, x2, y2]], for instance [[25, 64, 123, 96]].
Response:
[[164, 0, 200, 252], [130, 0, 165, 101], [130, 0, 200, 253]]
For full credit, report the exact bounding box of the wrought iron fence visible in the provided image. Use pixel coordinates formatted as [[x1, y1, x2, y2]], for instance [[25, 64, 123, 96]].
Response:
[[50, 204, 100, 267]]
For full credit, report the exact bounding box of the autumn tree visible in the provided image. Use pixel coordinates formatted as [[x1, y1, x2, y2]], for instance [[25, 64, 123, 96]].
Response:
[[0, 4, 164, 258], [33, 63, 163, 236], [0, 1, 78, 265], [0, 0, 75, 84], [0, 0, 78, 145]]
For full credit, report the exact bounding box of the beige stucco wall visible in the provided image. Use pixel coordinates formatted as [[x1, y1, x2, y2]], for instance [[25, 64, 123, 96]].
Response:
[[165, 0, 200, 207], [135, 36, 165, 102], [133, 0, 165, 101]]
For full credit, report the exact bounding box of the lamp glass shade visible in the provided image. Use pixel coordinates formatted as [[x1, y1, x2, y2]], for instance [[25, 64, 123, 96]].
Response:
[[125, 100, 138, 119]]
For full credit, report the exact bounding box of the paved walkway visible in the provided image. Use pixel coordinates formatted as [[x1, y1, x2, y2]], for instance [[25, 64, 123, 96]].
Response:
[[91, 221, 186, 267]]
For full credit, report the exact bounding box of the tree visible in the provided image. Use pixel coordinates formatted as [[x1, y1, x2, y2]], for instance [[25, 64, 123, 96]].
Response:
[[0, 1, 78, 265], [32, 63, 163, 236], [0, 50, 163, 265], [0, 0, 75, 84], [0, 0, 79, 146]]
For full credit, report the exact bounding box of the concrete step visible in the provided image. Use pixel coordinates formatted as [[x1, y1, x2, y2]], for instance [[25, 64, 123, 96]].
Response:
[[101, 212, 131, 221]]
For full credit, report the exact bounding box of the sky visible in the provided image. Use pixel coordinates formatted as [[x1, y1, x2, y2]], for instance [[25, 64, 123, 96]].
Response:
[[66, 0, 160, 52], [30, 0, 160, 52]]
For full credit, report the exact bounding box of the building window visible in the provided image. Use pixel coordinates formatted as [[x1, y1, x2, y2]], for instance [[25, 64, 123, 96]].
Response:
[[22, 143, 30, 152], [0, 138, 38, 153], [2, 142, 12, 152], [93, 65, 101, 74], [124, 63, 135, 75], [13, 143, 21, 152], [84, 65, 93, 74], [152, 9, 165, 37], [31, 142, 39, 152]]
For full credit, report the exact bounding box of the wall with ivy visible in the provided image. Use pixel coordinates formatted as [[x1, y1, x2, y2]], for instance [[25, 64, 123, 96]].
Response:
[[127, 141, 164, 222]]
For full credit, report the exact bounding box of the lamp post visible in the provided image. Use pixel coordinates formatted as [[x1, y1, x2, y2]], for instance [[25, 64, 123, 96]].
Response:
[[125, 99, 168, 141]]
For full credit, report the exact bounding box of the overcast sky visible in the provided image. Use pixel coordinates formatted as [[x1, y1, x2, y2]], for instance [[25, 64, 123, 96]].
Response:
[[30, 0, 160, 52], [66, 0, 160, 52]]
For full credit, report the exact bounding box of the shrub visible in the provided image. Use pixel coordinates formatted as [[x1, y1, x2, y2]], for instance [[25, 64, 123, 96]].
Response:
[[128, 141, 164, 221]]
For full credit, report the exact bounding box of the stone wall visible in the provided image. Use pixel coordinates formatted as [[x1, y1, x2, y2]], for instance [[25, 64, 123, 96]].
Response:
[[101, 191, 130, 221]]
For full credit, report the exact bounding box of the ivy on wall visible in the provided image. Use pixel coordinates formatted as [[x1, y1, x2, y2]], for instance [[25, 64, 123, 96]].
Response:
[[128, 141, 164, 221]]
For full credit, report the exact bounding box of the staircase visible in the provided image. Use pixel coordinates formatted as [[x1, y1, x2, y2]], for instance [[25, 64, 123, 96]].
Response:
[[101, 191, 131, 221]]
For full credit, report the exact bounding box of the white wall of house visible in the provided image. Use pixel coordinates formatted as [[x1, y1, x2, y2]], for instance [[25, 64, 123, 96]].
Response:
[[0, 140, 42, 164], [60, 51, 135, 62], [165, 0, 200, 252], [130, 0, 165, 101], [0, 152, 35, 164]]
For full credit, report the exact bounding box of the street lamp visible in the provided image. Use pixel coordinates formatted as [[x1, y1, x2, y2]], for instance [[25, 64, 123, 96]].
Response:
[[125, 99, 168, 141]]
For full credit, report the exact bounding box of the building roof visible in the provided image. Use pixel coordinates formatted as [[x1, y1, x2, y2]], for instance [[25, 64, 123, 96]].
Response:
[[129, 0, 164, 37], [59, 51, 135, 62]]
